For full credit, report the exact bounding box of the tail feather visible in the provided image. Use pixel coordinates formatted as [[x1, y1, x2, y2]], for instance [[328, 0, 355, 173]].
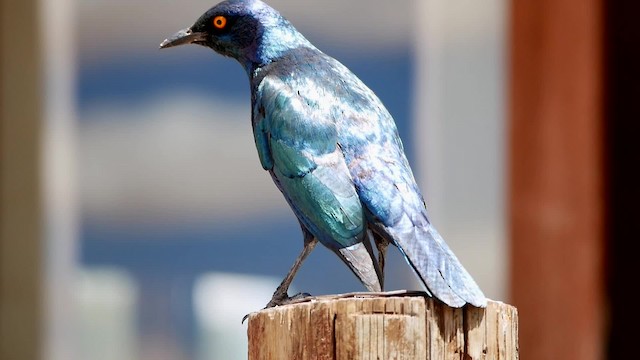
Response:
[[379, 215, 486, 308], [334, 237, 383, 292]]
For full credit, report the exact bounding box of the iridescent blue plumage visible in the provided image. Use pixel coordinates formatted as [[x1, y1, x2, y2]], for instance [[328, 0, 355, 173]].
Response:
[[161, 0, 486, 308]]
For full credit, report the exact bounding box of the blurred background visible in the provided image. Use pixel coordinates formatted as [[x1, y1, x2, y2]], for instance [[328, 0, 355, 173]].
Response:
[[1, 0, 636, 359]]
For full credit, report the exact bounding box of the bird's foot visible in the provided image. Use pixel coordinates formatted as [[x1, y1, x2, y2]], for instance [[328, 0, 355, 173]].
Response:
[[241, 292, 313, 323], [265, 291, 312, 309]]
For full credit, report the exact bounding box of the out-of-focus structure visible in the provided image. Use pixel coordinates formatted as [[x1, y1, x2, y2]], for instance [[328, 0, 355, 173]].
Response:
[[509, 0, 605, 358], [3, 0, 637, 359]]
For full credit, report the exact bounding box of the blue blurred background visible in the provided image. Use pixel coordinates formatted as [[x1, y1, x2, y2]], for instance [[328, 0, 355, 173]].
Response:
[[38, 0, 504, 359], [8, 0, 633, 358]]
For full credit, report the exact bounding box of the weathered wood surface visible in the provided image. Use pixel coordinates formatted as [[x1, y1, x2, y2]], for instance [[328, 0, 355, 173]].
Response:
[[247, 295, 518, 359]]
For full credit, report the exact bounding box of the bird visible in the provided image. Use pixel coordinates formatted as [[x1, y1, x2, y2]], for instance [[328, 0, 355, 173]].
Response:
[[160, 0, 486, 308]]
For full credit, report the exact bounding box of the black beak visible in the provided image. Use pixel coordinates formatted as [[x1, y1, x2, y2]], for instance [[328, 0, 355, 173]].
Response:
[[159, 28, 207, 49]]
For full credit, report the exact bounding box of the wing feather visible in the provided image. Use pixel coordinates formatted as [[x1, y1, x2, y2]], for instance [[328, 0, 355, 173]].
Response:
[[253, 74, 382, 291]]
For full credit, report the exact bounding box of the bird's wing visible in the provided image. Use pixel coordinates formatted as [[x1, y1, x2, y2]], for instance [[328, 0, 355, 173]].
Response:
[[253, 75, 382, 291], [314, 56, 486, 307], [348, 141, 485, 307]]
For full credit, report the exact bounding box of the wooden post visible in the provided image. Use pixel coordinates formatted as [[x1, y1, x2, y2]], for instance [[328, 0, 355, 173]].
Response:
[[247, 295, 518, 359]]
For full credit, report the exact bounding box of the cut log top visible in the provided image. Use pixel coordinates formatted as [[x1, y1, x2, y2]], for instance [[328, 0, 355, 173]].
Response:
[[247, 293, 518, 360]]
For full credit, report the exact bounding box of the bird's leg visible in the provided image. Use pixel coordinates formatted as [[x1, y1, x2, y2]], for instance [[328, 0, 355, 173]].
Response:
[[266, 234, 318, 308], [375, 235, 390, 289]]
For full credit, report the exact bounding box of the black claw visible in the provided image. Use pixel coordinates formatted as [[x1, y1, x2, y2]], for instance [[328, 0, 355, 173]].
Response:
[[241, 313, 250, 324]]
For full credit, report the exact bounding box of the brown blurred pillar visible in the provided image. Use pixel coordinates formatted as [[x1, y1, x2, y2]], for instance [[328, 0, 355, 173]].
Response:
[[1, 0, 43, 359], [509, 0, 605, 359]]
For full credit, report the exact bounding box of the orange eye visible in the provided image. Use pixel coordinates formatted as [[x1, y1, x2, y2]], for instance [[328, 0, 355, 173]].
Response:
[[213, 15, 227, 29]]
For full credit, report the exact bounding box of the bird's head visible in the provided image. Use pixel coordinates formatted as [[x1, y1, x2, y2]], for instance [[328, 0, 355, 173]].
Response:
[[160, 0, 312, 70]]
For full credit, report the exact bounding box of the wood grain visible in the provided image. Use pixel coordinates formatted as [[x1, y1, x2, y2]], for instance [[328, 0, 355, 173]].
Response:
[[247, 296, 517, 359]]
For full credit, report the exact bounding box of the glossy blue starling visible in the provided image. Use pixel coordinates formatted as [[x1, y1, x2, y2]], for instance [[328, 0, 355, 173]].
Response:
[[160, 0, 486, 308]]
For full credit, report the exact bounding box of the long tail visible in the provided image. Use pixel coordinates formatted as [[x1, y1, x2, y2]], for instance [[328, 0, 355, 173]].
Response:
[[375, 218, 486, 307]]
